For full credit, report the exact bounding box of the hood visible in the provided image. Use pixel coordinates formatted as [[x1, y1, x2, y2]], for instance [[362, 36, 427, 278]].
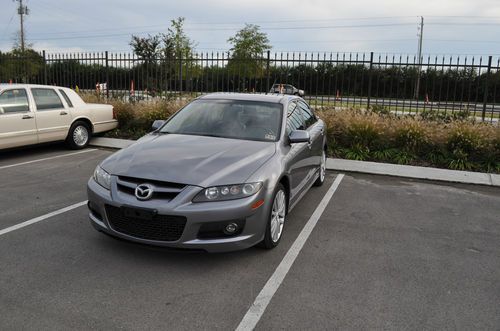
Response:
[[100, 133, 276, 187]]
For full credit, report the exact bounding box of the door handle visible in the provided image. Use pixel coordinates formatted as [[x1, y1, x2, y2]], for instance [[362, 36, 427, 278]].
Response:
[[22, 114, 34, 119], [60, 111, 68, 115]]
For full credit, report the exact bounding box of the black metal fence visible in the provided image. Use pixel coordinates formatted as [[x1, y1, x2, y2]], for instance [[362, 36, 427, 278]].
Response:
[[1, 50, 499, 123]]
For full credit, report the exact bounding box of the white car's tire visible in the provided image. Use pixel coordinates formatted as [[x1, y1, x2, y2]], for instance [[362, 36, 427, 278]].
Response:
[[66, 121, 91, 149]]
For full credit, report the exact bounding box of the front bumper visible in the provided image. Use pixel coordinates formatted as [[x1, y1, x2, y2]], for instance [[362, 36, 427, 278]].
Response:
[[86, 178, 272, 252]]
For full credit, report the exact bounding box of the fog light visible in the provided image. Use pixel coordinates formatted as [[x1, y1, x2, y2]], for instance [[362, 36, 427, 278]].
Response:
[[224, 222, 239, 235]]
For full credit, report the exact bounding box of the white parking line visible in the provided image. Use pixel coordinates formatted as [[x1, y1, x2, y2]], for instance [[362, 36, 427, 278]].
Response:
[[236, 174, 345, 331], [0, 149, 97, 170], [0, 201, 87, 236]]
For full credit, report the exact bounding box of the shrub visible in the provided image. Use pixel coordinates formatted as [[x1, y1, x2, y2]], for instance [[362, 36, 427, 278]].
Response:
[[447, 122, 485, 154], [343, 143, 370, 161], [394, 120, 428, 153], [371, 104, 390, 115], [82, 95, 500, 174], [371, 148, 397, 162], [79, 92, 190, 139], [316, 107, 499, 174]]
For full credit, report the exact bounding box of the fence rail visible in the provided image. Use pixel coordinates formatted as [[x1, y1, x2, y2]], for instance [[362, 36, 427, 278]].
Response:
[[1, 50, 499, 123]]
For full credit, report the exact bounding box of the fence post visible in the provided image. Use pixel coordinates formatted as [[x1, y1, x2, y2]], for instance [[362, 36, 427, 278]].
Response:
[[482, 55, 492, 121], [367, 52, 374, 109], [179, 52, 183, 95], [105, 51, 109, 99], [266, 50, 271, 94], [42, 50, 47, 85]]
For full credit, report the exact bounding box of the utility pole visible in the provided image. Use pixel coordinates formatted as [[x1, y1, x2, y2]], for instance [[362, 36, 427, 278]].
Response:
[[16, 0, 29, 52], [414, 16, 424, 99]]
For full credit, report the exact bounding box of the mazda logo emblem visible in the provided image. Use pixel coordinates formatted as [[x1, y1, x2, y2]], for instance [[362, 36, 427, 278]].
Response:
[[135, 184, 154, 201]]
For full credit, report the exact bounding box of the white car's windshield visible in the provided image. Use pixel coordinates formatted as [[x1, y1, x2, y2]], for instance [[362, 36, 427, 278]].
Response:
[[160, 99, 283, 142]]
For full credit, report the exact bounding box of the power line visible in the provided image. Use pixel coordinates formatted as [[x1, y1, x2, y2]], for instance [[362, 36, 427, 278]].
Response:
[[1, 13, 16, 39], [0, 23, 417, 41]]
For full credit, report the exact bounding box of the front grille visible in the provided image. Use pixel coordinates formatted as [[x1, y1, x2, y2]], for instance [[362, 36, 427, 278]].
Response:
[[116, 176, 186, 202], [105, 205, 186, 242]]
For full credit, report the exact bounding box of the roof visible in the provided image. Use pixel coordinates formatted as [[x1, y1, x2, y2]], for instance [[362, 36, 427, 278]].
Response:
[[198, 92, 297, 104], [0, 83, 74, 90]]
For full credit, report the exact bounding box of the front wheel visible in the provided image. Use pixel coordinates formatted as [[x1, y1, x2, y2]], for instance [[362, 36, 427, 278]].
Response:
[[260, 184, 287, 249], [314, 149, 326, 187], [66, 121, 90, 149]]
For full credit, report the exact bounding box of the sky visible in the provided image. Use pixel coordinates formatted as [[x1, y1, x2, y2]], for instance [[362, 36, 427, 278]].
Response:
[[1, 0, 500, 56]]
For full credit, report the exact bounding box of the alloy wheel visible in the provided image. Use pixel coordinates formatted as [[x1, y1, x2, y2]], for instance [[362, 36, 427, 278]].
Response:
[[73, 125, 89, 146], [270, 190, 286, 242]]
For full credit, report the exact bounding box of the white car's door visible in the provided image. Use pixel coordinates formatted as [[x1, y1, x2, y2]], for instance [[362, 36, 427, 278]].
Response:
[[0, 88, 38, 149], [30, 87, 72, 143]]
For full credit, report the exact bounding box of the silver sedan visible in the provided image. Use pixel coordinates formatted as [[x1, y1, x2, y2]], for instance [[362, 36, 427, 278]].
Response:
[[87, 93, 327, 252]]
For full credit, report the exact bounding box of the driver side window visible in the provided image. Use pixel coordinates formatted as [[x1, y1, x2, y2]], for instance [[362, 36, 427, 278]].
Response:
[[286, 102, 304, 134]]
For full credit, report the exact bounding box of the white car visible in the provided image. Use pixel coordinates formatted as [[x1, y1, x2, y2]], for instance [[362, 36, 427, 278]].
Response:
[[0, 84, 118, 150]]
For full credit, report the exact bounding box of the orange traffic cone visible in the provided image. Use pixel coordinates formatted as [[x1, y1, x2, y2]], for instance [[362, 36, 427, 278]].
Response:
[[425, 93, 429, 104], [335, 90, 341, 101], [130, 80, 135, 96]]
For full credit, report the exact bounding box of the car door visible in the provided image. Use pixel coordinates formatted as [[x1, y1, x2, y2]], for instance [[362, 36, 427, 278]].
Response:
[[284, 100, 311, 204], [30, 87, 72, 143], [0, 88, 38, 149], [297, 99, 324, 178]]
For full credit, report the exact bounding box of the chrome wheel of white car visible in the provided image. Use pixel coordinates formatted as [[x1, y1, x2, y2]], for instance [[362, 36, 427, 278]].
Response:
[[270, 189, 286, 243], [67, 121, 91, 149], [73, 125, 89, 146], [314, 149, 326, 186]]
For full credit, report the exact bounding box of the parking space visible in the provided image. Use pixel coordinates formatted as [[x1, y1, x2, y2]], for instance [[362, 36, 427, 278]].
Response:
[[0, 146, 111, 229], [256, 174, 500, 330], [1, 147, 499, 330]]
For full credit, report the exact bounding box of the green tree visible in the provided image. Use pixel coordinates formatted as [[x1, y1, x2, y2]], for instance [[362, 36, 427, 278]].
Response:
[[227, 24, 271, 80], [162, 17, 196, 59], [161, 17, 200, 83], [129, 34, 161, 61], [0, 47, 44, 83], [129, 18, 200, 91]]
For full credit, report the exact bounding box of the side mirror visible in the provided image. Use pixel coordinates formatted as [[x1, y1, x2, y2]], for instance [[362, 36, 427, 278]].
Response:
[[289, 130, 310, 144], [151, 120, 165, 131]]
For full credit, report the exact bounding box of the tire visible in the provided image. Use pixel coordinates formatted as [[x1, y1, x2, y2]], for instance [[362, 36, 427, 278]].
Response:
[[314, 149, 326, 187], [260, 183, 287, 249], [66, 121, 91, 149]]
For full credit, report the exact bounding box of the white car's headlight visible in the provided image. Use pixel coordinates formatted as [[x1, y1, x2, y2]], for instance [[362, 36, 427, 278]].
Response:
[[193, 182, 263, 202], [93, 166, 111, 190]]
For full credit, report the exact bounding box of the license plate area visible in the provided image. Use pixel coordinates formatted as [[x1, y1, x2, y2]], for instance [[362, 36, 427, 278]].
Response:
[[121, 206, 157, 220]]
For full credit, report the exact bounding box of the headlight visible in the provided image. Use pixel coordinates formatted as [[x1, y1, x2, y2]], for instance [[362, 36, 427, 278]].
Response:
[[93, 166, 111, 190], [193, 182, 263, 202]]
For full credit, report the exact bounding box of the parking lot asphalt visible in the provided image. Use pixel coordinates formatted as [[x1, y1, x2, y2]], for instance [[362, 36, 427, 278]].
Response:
[[1, 146, 499, 330]]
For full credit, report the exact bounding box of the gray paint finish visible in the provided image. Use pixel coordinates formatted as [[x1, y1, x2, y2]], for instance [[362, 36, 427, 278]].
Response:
[[88, 93, 327, 252]]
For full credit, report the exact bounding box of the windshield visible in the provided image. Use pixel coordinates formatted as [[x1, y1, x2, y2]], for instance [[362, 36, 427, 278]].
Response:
[[160, 99, 283, 142]]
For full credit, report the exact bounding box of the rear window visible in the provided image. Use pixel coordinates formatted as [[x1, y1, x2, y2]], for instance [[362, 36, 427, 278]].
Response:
[[59, 89, 73, 108], [32, 88, 64, 111]]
